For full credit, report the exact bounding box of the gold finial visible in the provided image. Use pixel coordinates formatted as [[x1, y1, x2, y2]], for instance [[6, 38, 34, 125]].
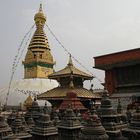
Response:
[[39, 3, 43, 12], [68, 54, 73, 66], [34, 4, 46, 27]]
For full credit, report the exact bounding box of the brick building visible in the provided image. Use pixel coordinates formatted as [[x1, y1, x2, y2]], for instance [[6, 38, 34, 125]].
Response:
[[94, 48, 140, 108]]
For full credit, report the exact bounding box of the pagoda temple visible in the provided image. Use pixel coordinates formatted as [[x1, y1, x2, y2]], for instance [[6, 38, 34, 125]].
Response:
[[38, 55, 101, 108]]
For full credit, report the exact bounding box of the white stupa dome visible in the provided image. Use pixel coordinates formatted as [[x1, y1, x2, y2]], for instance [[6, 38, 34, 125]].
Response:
[[0, 78, 58, 106]]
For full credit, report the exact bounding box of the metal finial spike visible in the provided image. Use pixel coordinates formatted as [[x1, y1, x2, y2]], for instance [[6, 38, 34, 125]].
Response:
[[68, 54, 73, 66], [39, 3, 43, 12]]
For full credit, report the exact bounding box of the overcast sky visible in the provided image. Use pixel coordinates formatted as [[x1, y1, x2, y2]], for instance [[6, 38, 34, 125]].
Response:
[[0, 0, 140, 89]]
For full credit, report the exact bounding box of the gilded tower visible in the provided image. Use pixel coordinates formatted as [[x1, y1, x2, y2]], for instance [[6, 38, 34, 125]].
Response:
[[23, 4, 55, 79]]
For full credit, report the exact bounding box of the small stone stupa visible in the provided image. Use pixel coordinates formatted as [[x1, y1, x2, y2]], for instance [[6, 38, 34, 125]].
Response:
[[11, 112, 32, 139], [122, 106, 140, 139], [31, 110, 58, 140], [25, 97, 41, 122], [59, 79, 86, 112], [58, 104, 82, 140], [80, 107, 109, 140], [98, 90, 128, 140], [7, 110, 17, 126], [0, 113, 16, 140]]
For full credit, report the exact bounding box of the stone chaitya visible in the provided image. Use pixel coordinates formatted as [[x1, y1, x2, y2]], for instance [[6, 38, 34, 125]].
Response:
[[11, 112, 32, 140], [122, 106, 140, 140], [117, 99, 127, 129], [31, 110, 58, 140], [57, 104, 82, 140], [25, 98, 41, 122], [80, 107, 109, 140], [98, 90, 127, 140], [0, 113, 16, 140], [7, 110, 17, 126], [59, 83, 86, 112], [26, 115, 35, 132]]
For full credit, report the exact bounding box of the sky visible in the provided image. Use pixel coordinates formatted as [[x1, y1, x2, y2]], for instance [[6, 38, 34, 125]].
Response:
[[0, 0, 140, 89]]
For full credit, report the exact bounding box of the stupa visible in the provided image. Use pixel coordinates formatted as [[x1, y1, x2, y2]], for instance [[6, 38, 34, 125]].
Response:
[[7, 110, 17, 126], [11, 112, 32, 139], [80, 108, 108, 140], [122, 106, 140, 139], [98, 90, 127, 140], [59, 80, 86, 112], [0, 113, 16, 139], [57, 104, 82, 140], [25, 98, 41, 122], [31, 110, 58, 140], [0, 4, 58, 108]]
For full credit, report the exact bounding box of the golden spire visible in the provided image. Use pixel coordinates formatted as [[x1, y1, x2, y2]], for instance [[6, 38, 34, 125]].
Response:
[[34, 4, 46, 28], [23, 4, 55, 79]]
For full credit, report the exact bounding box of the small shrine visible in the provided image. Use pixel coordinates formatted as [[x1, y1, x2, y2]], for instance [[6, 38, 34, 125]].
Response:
[[59, 83, 86, 112], [57, 105, 82, 140], [80, 108, 108, 140], [98, 91, 127, 140], [122, 106, 140, 139], [26, 116, 35, 132], [11, 112, 32, 139], [31, 111, 58, 140], [7, 110, 16, 126], [0, 113, 16, 140], [25, 98, 41, 122]]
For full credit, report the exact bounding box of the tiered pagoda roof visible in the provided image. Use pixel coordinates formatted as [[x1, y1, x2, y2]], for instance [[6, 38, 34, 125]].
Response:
[[38, 55, 101, 102], [49, 55, 93, 80]]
